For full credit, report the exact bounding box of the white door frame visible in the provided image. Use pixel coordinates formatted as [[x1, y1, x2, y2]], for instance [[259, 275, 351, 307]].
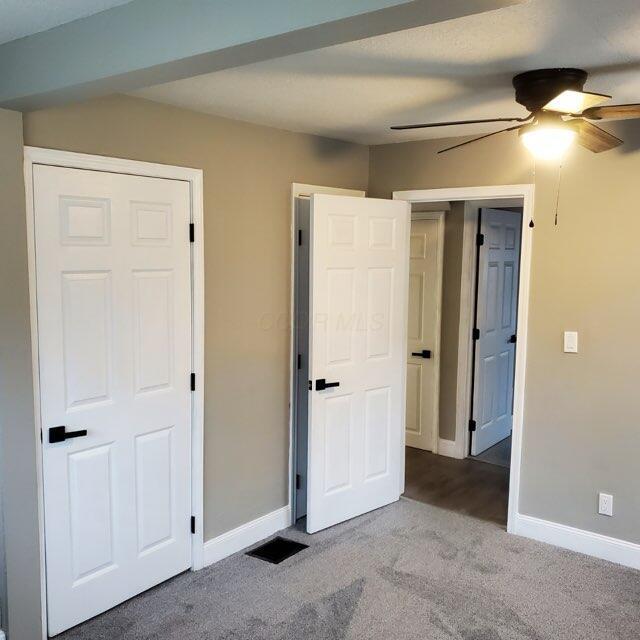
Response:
[[288, 184, 365, 522], [393, 185, 535, 534], [408, 211, 445, 455], [23, 147, 205, 639]]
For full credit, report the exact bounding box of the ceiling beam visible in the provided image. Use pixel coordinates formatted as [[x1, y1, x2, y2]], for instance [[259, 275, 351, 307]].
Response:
[[0, 0, 521, 111]]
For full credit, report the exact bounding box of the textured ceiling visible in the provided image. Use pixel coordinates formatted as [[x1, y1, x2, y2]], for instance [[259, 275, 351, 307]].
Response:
[[133, 0, 640, 145], [0, 0, 132, 45]]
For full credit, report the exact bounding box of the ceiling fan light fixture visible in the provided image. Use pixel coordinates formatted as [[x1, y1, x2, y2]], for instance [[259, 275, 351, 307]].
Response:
[[543, 89, 610, 115], [519, 118, 576, 161], [392, 69, 638, 156]]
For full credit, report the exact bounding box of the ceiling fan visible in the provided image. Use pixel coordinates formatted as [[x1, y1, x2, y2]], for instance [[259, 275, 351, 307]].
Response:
[[391, 68, 640, 158]]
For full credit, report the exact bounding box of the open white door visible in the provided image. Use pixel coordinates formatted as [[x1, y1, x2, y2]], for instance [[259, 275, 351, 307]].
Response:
[[306, 194, 410, 534], [471, 208, 522, 455]]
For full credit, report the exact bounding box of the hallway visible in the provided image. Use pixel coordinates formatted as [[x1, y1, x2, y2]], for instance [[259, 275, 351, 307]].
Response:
[[403, 447, 509, 526]]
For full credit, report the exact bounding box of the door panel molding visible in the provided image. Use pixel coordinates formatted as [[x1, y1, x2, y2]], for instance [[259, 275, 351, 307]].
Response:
[[393, 184, 535, 538], [23, 147, 205, 639]]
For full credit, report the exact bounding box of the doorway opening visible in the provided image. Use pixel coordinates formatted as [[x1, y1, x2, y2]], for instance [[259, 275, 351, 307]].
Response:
[[289, 183, 533, 536], [395, 186, 533, 530]]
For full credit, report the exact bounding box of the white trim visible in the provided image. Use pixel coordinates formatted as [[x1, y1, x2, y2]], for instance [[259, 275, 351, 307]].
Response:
[[23, 147, 206, 638], [514, 514, 640, 571], [393, 185, 535, 534], [436, 438, 459, 459], [202, 505, 292, 567], [393, 184, 533, 204], [408, 211, 444, 455], [288, 184, 365, 523], [190, 163, 206, 572], [0, 629, 5, 640], [291, 183, 365, 199], [398, 200, 411, 495], [23, 149, 48, 640]]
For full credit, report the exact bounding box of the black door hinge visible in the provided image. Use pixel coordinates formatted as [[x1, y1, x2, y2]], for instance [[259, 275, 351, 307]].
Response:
[[297, 353, 302, 370], [190, 516, 196, 534], [308, 380, 312, 390], [190, 373, 196, 391], [189, 223, 195, 243], [296, 474, 301, 490], [473, 328, 480, 340], [298, 229, 302, 246], [476, 232, 484, 246], [468, 419, 477, 432]]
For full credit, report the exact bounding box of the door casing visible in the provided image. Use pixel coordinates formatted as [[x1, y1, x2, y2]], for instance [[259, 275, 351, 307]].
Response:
[[24, 147, 205, 640], [393, 185, 534, 531]]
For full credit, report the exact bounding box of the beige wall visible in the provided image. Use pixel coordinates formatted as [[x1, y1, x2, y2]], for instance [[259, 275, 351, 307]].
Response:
[[370, 124, 640, 544], [17, 93, 640, 588], [23, 95, 370, 540], [0, 108, 43, 640], [438, 201, 464, 441]]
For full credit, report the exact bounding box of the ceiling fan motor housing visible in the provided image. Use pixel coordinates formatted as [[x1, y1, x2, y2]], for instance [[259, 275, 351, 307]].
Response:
[[513, 68, 588, 113]]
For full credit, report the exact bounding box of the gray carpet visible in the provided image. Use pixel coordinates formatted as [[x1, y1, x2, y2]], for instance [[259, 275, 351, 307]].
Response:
[[60, 498, 640, 640], [472, 436, 512, 469]]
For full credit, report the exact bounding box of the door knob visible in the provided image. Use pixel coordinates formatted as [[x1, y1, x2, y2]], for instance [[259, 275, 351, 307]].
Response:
[[411, 350, 432, 359], [49, 426, 88, 444], [315, 378, 340, 391]]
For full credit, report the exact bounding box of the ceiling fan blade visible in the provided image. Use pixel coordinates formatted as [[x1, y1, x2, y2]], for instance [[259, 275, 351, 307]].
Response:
[[391, 116, 528, 131], [543, 89, 611, 115], [438, 125, 524, 154], [576, 120, 623, 153], [581, 104, 640, 121]]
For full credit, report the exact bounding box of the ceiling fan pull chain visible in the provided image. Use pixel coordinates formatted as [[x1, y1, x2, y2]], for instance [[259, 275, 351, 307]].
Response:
[[554, 162, 563, 227], [528, 158, 536, 229]]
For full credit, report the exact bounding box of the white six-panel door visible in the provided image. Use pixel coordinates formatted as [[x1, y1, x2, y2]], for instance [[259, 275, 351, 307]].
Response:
[[471, 208, 522, 455], [306, 194, 409, 534], [406, 216, 443, 451], [34, 165, 193, 635]]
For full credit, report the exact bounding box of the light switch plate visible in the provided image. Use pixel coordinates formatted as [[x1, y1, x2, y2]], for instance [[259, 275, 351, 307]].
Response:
[[564, 331, 578, 353]]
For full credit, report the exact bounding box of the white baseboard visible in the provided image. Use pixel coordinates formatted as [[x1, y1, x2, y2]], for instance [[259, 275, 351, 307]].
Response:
[[437, 438, 462, 459], [0, 629, 5, 639], [514, 513, 640, 571], [203, 505, 291, 567]]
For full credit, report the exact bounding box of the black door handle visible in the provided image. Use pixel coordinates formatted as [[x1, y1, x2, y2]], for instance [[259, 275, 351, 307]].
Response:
[[411, 350, 432, 359], [508, 334, 517, 344], [49, 426, 88, 444], [315, 378, 340, 391]]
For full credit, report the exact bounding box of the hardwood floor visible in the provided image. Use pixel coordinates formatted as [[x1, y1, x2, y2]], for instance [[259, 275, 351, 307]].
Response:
[[471, 435, 511, 468], [403, 447, 509, 527]]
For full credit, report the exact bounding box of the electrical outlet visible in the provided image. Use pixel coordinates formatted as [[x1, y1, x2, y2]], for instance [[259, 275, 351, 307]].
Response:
[[598, 492, 613, 517]]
